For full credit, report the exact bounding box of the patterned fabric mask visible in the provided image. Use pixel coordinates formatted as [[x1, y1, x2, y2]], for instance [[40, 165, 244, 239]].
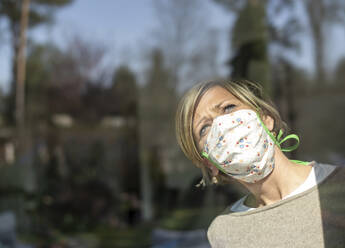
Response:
[[202, 109, 287, 183]]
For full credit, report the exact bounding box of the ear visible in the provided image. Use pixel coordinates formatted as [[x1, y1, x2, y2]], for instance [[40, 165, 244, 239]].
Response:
[[202, 158, 219, 177], [262, 115, 275, 132]]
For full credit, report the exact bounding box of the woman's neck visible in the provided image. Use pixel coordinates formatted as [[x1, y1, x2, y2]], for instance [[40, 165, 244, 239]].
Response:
[[241, 146, 312, 208]]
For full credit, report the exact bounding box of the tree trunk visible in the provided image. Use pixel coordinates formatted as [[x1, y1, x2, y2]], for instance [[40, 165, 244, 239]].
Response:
[[314, 30, 325, 84], [16, 0, 30, 154], [306, 0, 326, 84]]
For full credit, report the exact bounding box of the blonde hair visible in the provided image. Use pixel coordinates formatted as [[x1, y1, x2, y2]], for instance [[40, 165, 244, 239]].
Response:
[[175, 79, 287, 185]]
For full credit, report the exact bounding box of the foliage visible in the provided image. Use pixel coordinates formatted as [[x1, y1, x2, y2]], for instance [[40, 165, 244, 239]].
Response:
[[158, 207, 224, 231], [141, 49, 176, 126], [229, 0, 271, 93], [0, 0, 71, 28], [0, 0, 73, 124], [214, 0, 305, 94], [110, 65, 138, 117], [96, 225, 152, 248], [1, 1, 345, 246], [304, 0, 345, 83], [22, 38, 141, 235], [334, 58, 345, 86], [153, 0, 220, 89], [0, 0, 73, 39], [20, 225, 153, 248], [25, 38, 139, 123], [26, 43, 58, 122]]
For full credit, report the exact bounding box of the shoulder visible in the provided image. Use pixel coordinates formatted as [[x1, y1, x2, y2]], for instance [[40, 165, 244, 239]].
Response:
[[207, 203, 248, 247], [207, 211, 233, 247], [316, 163, 345, 185]]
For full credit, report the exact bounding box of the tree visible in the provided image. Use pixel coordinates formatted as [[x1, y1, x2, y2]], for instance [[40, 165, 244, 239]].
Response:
[[0, 0, 73, 124], [47, 36, 106, 118], [110, 66, 138, 117], [25, 36, 109, 123], [109, 65, 140, 194], [334, 58, 345, 87], [214, 0, 301, 51], [26, 43, 58, 123], [16, 0, 30, 152], [303, 0, 345, 84], [152, 0, 220, 90], [214, 0, 306, 139], [214, 0, 302, 95], [229, 0, 271, 93], [139, 49, 176, 221]]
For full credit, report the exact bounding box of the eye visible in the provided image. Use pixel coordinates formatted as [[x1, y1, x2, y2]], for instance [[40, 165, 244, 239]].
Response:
[[199, 124, 210, 138], [224, 104, 236, 113]]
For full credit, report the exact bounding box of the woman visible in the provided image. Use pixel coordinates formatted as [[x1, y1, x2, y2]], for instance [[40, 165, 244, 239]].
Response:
[[175, 79, 345, 248]]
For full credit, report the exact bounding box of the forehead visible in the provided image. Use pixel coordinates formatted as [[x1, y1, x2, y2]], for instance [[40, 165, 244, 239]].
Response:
[[193, 86, 237, 120]]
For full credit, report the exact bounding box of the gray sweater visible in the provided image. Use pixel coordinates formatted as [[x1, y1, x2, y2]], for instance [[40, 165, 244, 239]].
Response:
[[207, 164, 345, 248]]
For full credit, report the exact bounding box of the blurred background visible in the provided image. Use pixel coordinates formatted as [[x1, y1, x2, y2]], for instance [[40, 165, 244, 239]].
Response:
[[0, 0, 344, 247]]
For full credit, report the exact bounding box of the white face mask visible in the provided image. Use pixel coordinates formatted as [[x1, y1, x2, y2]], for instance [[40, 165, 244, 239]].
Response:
[[202, 109, 276, 183]]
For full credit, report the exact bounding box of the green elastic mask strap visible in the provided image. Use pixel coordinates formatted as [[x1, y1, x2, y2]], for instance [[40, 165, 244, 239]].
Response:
[[201, 151, 230, 175], [290, 159, 310, 165], [255, 112, 309, 165], [255, 112, 300, 152], [201, 111, 310, 172]]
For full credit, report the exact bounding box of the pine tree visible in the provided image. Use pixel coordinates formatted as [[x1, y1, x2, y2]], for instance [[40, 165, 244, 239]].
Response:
[[139, 49, 177, 221], [0, 0, 73, 123]]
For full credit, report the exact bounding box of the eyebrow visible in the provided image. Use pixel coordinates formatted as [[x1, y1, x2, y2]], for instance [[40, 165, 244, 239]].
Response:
[[193, 102, 224, 134]]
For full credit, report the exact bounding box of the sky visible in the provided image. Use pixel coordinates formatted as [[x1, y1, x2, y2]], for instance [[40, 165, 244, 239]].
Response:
[[0, 0, 344, 92], [0, 0, 234, 91]]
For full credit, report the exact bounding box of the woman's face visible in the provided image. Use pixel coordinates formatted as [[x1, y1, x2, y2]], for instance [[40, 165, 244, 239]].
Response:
[[193, 86, 252, 151]]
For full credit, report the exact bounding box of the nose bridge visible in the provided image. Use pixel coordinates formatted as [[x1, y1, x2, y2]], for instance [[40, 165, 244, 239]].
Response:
[[202, 104, 221, 124], [208, 104, 221, 118]]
